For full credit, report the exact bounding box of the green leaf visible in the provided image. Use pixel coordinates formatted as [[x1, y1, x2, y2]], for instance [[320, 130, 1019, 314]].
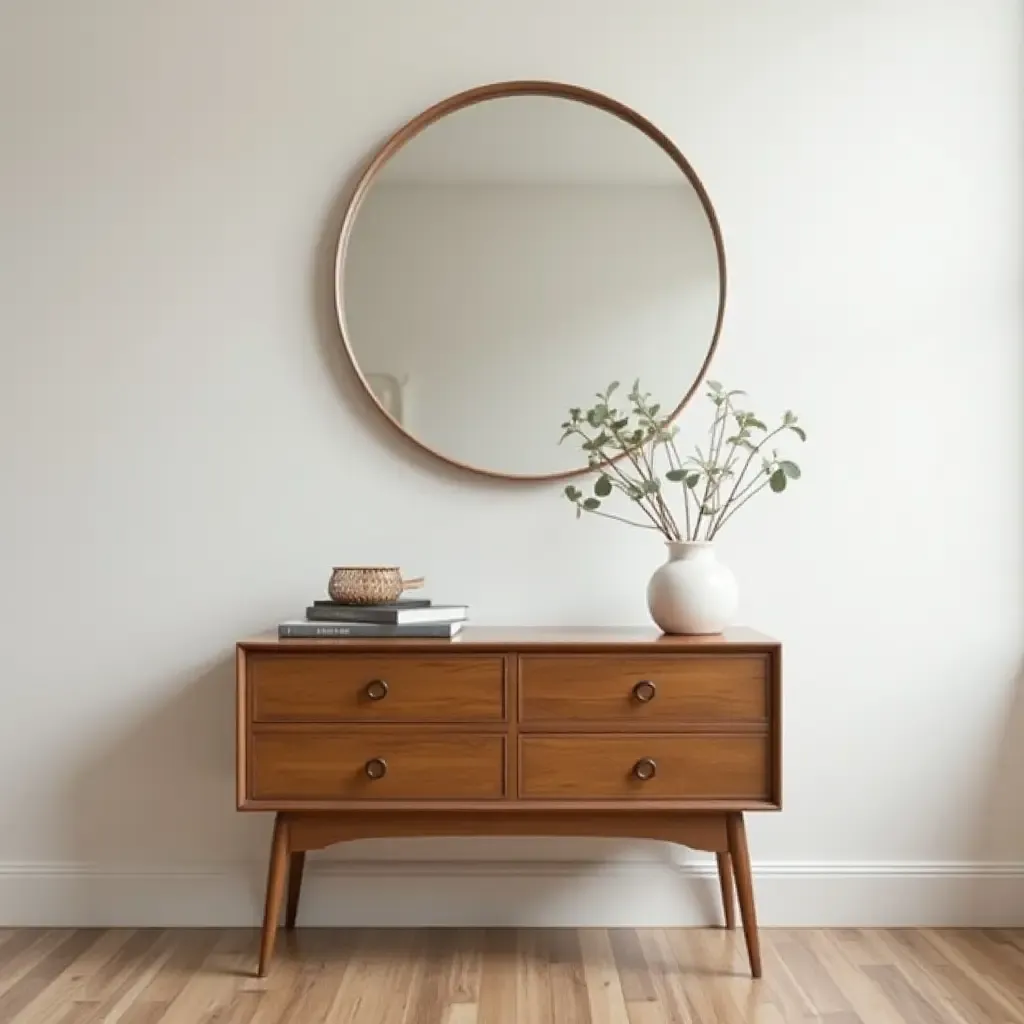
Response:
[[779, 460, 801, 479], [790, 425, 807, 442], [665, 469, 686, 482], [612, 418, 629, 431], [563, 485, 580, 500], [770, 469, 787, 493], [686, 472, 701, 488], [594, 474, 613, 497], [649, 404, 661, 417], [747, 418, 767, 431], [783, 410, 797, 426], [607, 381, 620, 396], [706, 380, 723, 393], [582, 497, 601, 511], [642, 479, 661, 494]]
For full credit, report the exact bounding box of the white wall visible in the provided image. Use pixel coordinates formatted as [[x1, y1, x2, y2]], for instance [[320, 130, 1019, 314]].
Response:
[[0, 0, 1021, 927], [344, 181, 718, 476]]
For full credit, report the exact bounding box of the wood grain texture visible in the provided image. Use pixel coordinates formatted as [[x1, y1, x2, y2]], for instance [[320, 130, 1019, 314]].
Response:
[[238, 626, 778, 651], [727, 811, 761, 979], [249, 653, 505, 723], [285, 810, 729, 852], [3, 928, 1022, 1024], [519, 654, 767, 726], [257, 815, 288, 977], [716, 851, 736, 930], [237, 629, 783, 977], [250, 732, 505, 801], [520, 735, 770, 801]]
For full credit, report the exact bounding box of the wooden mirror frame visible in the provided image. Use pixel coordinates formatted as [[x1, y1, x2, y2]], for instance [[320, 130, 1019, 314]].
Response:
[[334, 80, 728, 483]]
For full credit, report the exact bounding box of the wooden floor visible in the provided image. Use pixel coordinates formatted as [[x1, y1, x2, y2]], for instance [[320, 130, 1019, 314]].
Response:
[[1, 927, 1022, 1023]]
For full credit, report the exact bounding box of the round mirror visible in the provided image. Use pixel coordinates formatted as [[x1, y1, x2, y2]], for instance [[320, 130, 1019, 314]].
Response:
[[336, 81, 726, 481]]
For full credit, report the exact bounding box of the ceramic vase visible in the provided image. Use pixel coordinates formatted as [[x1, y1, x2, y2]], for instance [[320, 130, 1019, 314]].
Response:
[[646, 540, 738, 635]]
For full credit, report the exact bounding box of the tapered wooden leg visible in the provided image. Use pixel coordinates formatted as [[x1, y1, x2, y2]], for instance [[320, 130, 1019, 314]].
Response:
[[285, 851, 306, 929], [257, 813, 289, 977], [726, 812, 761, 978], [716, 851, 736, 930]]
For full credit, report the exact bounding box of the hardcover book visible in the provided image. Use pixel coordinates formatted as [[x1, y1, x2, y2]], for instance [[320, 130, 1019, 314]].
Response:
[[278, 620, 464, 639], [305, 603, 467, 625]]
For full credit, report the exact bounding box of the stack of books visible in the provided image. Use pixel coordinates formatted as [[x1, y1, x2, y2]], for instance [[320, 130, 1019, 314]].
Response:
[[277, 596, 468, 638]]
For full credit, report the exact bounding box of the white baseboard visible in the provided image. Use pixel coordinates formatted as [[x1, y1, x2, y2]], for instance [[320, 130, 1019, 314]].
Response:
[[1, 859, 1022, 928]]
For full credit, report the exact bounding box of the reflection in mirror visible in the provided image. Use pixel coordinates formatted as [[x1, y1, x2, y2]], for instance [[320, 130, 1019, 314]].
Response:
[[340, 90, 722, 479]]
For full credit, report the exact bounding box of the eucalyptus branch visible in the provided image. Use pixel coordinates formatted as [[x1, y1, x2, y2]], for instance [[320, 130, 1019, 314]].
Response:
[[607, 419, 678, 538], [665, 438, 694, 540], [560, 419, 661, 526], [694, 398, 732, 537], [709, 477, 773, 538], [559, 380, 805, 543], [592, 453, 669, 535], [576, 506, 662, 530], [709, 424, 787, 536]]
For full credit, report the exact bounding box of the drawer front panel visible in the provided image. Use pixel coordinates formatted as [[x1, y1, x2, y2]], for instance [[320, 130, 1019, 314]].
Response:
[[519, 655, 767, 725], [520, 735, 769, 800], [250, 654, 505, 723], [251, 731, 505, 801]]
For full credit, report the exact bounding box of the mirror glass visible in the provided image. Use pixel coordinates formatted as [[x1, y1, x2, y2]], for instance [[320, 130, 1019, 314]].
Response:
[[339, 90, 723, 479]]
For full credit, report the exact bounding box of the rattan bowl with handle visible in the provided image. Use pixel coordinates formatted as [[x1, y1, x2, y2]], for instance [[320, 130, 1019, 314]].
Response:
[[327, 566, 425, 605]]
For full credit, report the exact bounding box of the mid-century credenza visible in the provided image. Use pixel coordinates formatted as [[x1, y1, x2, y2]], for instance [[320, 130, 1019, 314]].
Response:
[[235, 627, 782, 977]]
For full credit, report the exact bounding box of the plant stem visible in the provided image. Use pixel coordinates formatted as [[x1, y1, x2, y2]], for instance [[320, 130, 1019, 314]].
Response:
[[662, 434, 696, 540], [568, 423, 669, 537], [693, 400, 727, 540], [709, 425, 786, 537], [636, 436, 681, 540], [605, 421, 676, 538], [709, 477, 773, 538], [581, 507, 661, 530]]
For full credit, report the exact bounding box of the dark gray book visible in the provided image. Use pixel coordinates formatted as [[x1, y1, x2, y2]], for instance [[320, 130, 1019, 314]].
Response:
[[305, 603, 467, 625], [311, 598, 432, 609], [278, 620, 464, 639]]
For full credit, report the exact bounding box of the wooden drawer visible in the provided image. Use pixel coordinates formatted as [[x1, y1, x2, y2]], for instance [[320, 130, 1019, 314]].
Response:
[[520, 735, 769, 800], [519, 655, 767, 726], [251, 731, 505, 801], [249, 653, 505, 723]]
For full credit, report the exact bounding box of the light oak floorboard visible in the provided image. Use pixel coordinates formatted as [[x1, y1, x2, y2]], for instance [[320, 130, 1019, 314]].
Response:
[[1, 928, 1022, 1023]]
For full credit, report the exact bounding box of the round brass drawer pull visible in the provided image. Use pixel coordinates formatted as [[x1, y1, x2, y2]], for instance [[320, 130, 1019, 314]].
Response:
[[365, 679, 389, 701], [632, 679, 657, 703], [632, 757, 657, 781], [364, 757, 388, 780]]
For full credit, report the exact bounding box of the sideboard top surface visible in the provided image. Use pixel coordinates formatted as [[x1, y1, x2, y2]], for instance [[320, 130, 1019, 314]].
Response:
[[238, 626, 778, 653]]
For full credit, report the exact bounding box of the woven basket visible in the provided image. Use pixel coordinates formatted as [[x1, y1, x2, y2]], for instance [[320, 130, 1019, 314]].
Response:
[[327, 566, 425, 605]]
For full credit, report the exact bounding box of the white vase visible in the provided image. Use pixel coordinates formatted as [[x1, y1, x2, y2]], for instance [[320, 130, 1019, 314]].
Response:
[[646, 541, 738, 635]]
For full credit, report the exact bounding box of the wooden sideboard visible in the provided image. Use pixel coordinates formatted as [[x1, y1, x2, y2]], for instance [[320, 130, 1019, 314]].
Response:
[[236, 627, 782, 977]]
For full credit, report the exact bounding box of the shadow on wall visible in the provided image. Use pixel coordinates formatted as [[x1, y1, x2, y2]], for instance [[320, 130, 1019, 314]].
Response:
[[975, 658, 1024, 857], [965, 657, 1024, 920]]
